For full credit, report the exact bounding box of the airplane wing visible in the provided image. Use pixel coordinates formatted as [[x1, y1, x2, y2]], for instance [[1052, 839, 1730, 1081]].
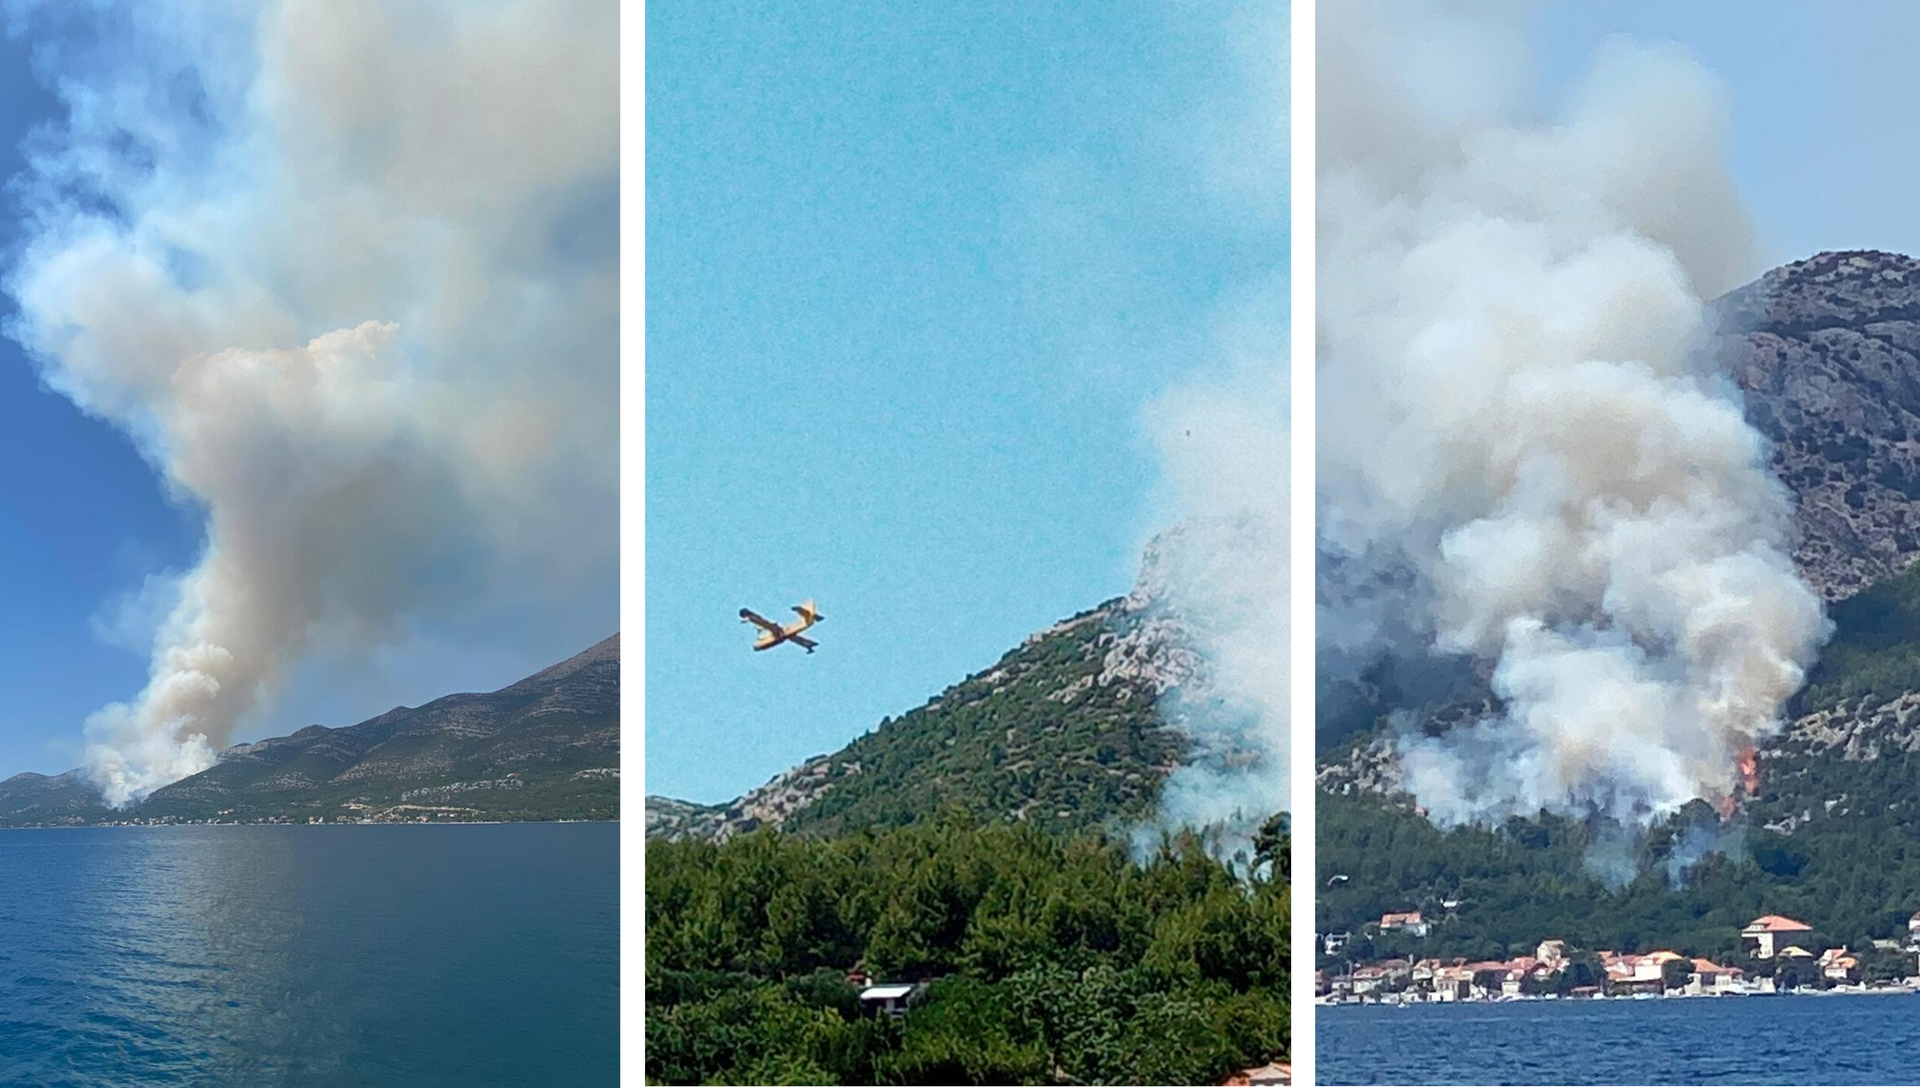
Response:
[[739, 608, 783, 633], [789, 634, 818, 652]]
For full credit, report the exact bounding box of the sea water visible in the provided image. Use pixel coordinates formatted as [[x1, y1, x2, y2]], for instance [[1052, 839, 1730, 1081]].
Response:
[[1319, 992, 1919, 1085], [0, 823, 617, 1086]]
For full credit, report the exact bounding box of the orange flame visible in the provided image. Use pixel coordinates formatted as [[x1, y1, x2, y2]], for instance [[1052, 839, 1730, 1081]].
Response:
[[1710, 746, 1760, 821]]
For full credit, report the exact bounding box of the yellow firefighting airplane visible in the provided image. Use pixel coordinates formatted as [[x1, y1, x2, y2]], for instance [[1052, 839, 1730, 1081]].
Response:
[[739, 600, 824, 654]]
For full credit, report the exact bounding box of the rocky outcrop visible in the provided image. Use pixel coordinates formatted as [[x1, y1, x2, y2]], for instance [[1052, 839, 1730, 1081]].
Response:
[[1774, 691, 1920, 763], [1720, 250, 1920, 600]]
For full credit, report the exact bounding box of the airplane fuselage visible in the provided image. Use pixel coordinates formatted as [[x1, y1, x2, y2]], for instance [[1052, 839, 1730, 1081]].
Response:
[[740, 602, 823, 653]]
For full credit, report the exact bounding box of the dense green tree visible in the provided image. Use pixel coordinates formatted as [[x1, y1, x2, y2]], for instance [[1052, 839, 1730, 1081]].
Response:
[[646, 819, 1289, 1085]]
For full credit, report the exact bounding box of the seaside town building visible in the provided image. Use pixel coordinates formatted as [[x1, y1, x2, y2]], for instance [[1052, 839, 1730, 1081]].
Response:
[[1740, 914, 1814, 959], [1684, 959, 1744, 995], [1599, 950, 1684, 995], [1819, 947, 1860, 984], [1321, 908, 1918, 1004]]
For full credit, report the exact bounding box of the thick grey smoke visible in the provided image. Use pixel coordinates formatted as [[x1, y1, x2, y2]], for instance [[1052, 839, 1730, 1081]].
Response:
[[1132, 4, 1289, 858], [1145, 359, 1290, 853], [1319, 0, 1827, 824], [1136, 12, 1290, 859], [5, 0, 618, 804]]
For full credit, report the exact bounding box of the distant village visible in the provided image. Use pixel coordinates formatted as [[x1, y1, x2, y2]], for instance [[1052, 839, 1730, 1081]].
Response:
[[29, 803, 551, 828], [1318, 910, 1920, 1004]]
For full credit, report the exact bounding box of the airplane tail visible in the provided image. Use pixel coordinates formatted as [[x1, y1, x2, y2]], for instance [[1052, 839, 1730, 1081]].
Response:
[[795, 599, 823, 623]]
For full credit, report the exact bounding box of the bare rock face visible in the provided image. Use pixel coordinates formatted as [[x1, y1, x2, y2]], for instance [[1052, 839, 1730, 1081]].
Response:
[[1718, 250, 1920, 600], [644, 755, 865, 844], [644, 796, 728, 841], [1097, 531, 1209, 696], [1314, 736, 1404, 797], [1769, 692, 1920, 763]]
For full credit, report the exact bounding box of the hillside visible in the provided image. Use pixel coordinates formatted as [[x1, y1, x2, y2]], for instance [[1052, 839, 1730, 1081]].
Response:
[[644, 529, 1230, 842], [0, 768, 116, 825], [1316, 251, 1920, 951], [1719, 250, 1920, 599], [0, 635, 621, 826]]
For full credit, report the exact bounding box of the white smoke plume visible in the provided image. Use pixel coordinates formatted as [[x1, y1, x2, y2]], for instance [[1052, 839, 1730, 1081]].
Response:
[[1144, 356, 1290, 856], [1319, 0, 1828, 824], [5, 0, 618, 804], [1132, 4, 1289, 859]]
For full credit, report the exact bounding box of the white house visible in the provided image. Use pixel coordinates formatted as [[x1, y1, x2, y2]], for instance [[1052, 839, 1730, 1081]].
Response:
[[1819, 947, 1860, 984], [1685, 958, 1745, 995], [1741, 915, 1814, 959]]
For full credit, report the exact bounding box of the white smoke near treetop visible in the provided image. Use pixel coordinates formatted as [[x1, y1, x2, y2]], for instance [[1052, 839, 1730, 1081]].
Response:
[[1134, 2, 1289, 859], [4, 0, 618, 805], [1318, 0, 1828, 824]]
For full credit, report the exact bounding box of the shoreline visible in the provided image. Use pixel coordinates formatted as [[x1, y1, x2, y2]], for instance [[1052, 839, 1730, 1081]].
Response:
[[1318, 983, 1919, 1007], [0, 817, 622, 830]]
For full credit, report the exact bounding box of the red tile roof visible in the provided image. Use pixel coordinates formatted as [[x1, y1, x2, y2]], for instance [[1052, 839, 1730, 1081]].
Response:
[[1744, 914, 1813, 933]]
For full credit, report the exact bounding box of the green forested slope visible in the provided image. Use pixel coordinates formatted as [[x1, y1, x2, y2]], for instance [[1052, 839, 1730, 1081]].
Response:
[[646, 602, 1194, 843], [646, 818, 1289, 1086]]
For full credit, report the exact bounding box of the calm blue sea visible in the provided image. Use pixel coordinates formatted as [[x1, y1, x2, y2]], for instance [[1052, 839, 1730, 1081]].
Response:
[[0, 823, 619, 1087], [1319, 993, 1920, 1084]]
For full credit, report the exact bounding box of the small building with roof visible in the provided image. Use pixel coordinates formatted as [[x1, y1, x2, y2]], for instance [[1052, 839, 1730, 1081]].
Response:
[[1742, 914, 1814, 959], [1379, 911, 1430, 938], [1686, 958, 1745, 995], [859, 983, 924, 1018]]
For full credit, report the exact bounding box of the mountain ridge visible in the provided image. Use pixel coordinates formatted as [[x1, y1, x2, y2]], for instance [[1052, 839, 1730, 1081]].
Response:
[[0, 634, 621, 826], [644, 521, 1252, 842]]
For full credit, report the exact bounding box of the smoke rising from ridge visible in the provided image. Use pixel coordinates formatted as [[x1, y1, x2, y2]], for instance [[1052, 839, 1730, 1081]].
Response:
[[5, 0, 618, 804], [1319, 0, 1827, 824], [1135, 2, 1289, 859], [1142, 355, 1290, 857]]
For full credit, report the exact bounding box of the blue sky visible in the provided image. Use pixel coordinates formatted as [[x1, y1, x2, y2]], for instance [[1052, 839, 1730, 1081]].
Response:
[[646, 0, 1285, 802], [0, 28, 200, 776], [1534, 1, 1920, 269]]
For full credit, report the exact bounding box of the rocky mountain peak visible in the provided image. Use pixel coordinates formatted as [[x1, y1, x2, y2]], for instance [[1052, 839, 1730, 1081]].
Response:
[[1717, 250, 1920, 336], [1717, 250, 1920, 599]]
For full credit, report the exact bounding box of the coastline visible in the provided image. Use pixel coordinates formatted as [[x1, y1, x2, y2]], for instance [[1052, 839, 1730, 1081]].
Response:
[[0, 817, 621, 830], [1318, 982, 1919, 1007]]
